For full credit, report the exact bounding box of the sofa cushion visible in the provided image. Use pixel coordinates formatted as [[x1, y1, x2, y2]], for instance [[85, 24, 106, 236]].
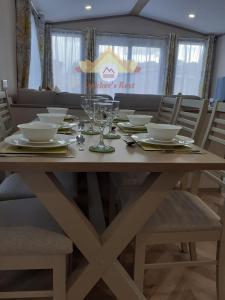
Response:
[[54, 93, 113, 107], [114, 93, 161, 111], [15, 89, 56, 105], [54, 92, 82, 107]]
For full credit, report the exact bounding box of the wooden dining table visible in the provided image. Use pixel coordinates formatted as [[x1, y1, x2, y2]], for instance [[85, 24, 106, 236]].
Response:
[[0, 134, 224, 300]]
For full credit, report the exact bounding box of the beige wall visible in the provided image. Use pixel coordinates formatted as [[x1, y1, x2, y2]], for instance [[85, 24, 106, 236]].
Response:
[[211, 34, 225, 97], [53, 15, 205, 38], [0, 0, 17, 95]]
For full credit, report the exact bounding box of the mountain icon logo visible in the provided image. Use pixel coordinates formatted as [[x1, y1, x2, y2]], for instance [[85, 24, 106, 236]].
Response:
[[103, 67, 115, 79]]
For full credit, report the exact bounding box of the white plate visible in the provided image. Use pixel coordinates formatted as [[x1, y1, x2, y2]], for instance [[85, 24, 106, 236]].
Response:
[[5, 134, 76, 148], [19, 137, 56, 145], [118, 122, 146, 129], [131, 133, 194, 146]]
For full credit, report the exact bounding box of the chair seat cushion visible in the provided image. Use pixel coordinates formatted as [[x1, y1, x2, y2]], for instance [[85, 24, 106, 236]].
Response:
[[0, 198, 73, 255], [143, 191, 221, 233], [0, 173, 34, 200], [0, 172, 77, 201], [0, 226, 73, 255]]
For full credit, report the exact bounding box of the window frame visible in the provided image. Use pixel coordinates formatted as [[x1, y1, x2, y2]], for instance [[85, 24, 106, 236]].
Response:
[[95, 32, 169, 96]]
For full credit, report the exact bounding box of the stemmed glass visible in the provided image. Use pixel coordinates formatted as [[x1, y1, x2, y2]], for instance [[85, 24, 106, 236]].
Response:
[[89, 101, 115, 153], [104, 100, 121, 139], [80, 97, 99, 135]]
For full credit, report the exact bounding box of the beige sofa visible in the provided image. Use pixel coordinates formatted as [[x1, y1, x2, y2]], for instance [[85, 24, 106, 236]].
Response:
[[11, 89, 162, 125]]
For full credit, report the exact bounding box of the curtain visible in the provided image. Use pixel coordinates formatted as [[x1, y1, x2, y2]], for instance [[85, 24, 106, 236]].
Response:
[[32, 11, 45, 82], [173, 38, 207, 96], [28, 13, 42, 89], [43, 24, 53, 89], [51, 29, 84, 93], [95, 33, 168, 98], [164, 34, 177, 95], [16, 0, 31, 88], [85, 28, 96, 97], [202, 35, 216, 99]]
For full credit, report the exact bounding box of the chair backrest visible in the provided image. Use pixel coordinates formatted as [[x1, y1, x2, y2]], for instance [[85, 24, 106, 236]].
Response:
[[156, 96, 179, 124], [173, 96, 209, 141], [198, 101, 225, 189], [201, 101, 225, 150], [0, 90, 14, 140]]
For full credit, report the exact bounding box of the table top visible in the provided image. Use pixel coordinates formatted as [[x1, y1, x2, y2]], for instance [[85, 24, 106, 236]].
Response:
[[0, 134, 224, 172]]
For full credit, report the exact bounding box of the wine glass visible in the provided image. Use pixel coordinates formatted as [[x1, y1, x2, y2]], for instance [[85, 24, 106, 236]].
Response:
[[89, 102, 115, 153], [104, 100, 121, 139], [80, 97, 99, 135]]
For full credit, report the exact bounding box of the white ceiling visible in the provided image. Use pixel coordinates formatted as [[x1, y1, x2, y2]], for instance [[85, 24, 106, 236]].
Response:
[[141, 0, 225, 35], [32, 0, 225, 35], [32, 0, 137, 22]]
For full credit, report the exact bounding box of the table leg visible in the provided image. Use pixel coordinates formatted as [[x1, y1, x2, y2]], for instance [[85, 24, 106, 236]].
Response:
[[20, 171, 184, 300]]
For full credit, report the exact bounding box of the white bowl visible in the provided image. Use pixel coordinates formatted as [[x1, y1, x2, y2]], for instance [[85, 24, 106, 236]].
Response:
[[145, 123, 182, 141], [127, 114, 153, 126], [18, 122, 59, 142], [118, 109, 135, 119], [37, 113, 66, 124], [47, 107, 68, 114]]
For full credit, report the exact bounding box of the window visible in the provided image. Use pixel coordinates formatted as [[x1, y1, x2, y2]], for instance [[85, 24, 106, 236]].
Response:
[[95, 33, 168, 97], [28, 13, 42, 89], [173, 39, 206, 96], [52, 30, 84, 93]]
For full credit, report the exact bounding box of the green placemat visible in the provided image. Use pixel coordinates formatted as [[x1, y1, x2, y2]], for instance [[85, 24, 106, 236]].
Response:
[[117, 124, 147, 134], [58, 128, 73, 135], [113, 118, 128, 123], [0, 144, 69, 155], [89, 145, 115, 153], [82, 130, 100, 135], [139, 143, 202, 153]]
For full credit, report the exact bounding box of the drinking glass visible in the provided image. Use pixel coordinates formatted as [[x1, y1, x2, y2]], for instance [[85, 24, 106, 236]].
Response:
[[104, 100, 121, 139], [89, 102, 115, 153], [80, 97, 99, 135]]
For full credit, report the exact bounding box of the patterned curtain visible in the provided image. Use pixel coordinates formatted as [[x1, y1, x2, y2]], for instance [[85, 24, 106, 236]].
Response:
[[43, 24, 53, 89], [202, 35, 216, 99], [16, 0, 32, 88], [164, 33, 177, 96], [32, 11, 45, 84], [85, 28, 96, 97]]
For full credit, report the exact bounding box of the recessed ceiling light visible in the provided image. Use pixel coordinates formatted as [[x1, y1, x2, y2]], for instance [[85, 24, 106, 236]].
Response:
[[188, 13, 196, 19], [85, 5, 92, 10]]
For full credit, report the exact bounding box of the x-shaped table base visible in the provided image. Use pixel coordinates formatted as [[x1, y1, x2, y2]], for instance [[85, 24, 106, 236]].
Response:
[[20, 170, 184, 300]]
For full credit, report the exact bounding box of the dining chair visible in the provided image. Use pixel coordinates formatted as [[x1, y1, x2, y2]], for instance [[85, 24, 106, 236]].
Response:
[[185, 100, 225, 259], [155, 95, 180, 124], [172, 96, 209, 197], [198, 101, 225, 192], [133, 184, 225, 299], [0, 197, 73, 299], [173, 96, 209, 143], [0, 89, 14, 140], [133, 105, 225, 300], [0, 87, 78, 201]]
